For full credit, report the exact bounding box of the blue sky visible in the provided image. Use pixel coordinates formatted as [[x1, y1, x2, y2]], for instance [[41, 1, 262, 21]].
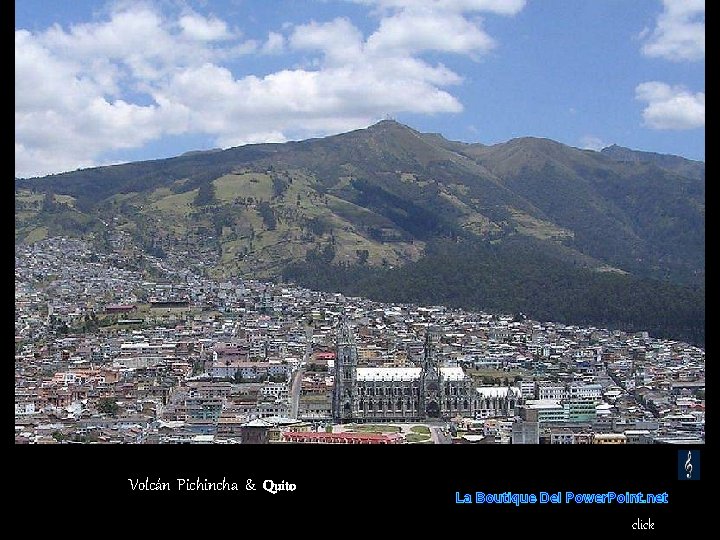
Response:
[[15, 0, 704, 178]]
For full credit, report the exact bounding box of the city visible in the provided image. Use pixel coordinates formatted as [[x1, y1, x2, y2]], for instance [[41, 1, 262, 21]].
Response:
[[15, 235, 705, 445]]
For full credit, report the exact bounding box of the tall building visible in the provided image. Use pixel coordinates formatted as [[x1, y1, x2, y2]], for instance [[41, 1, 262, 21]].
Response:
[[332, 319, 516, 423], [332, 317, 358, 423]]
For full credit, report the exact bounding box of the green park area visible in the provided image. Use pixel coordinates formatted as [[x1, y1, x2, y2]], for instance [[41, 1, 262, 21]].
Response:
[[405, 425, 431, 442], [349, 424, 402, 434]]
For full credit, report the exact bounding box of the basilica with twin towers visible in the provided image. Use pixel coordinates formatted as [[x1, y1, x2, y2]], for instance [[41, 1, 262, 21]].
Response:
[[332, 318, 521, 423]]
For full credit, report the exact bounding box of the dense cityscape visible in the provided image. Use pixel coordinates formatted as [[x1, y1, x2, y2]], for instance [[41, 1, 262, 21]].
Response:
[[15, 235, 705, 445]]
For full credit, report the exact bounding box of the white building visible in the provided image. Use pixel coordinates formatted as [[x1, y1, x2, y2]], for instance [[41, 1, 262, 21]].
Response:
[[538, 383, 566, 401], [474, 386, 522, 419], [567, 383, 603, 400]]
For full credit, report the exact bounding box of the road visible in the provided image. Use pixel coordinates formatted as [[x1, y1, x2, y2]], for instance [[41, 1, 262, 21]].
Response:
[[290, 364, 304, 419], [290, 324, 313, 419], [430, 424, 452, 444]]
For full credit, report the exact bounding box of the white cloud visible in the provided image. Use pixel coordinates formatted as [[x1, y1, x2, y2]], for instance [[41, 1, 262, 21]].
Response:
[[261, 31, 285, 54], [579, 135, 607, 151], [15, 142, 96, 180], [635, 81, 704, 130], [290, 18, 364, 64], [350, 0, 525, 16], [642, 0, 704, 61], [218, 131, 288, 148], [15, 1, 524, 177], [36, 4, 251, 83], [355, 0, 523, 58], [366, 9, 495, 56], [179, 12, 233, 41]]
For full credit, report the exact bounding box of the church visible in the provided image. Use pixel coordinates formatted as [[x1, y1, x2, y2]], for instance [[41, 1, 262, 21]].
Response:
[[332, 319, 519, 423]]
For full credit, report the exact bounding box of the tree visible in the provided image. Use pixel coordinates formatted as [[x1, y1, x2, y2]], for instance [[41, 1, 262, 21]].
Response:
[[257, 202, 277, 230], [41, 192, 58, 212], [272, 175, 289, 198], [98, 397, 119, 416], [194, 182, 217, 206]]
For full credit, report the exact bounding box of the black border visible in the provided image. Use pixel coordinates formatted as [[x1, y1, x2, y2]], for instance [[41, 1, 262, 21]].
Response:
[[11, 443, 707, 526], [11, 0, 709, 530]]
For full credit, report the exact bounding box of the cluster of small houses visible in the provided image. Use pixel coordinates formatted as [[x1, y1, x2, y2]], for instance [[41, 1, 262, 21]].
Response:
[[15, 237, 704, 444]]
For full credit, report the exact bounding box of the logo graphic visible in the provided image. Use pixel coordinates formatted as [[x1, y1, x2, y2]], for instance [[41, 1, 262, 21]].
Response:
[[678, 449, 700, 480]]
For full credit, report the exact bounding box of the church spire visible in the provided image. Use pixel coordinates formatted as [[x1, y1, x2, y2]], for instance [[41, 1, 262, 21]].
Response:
[[420, 327, 442, 419], [422, 327, 438, 372], [333, 314, 357, 423], [337, 315, 355, 347]]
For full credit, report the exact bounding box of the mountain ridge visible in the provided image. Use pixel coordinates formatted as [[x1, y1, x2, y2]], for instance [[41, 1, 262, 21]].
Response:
[[16, 120, 703, 180], [15, 120, 705, 343], [599, 143, 704, 181]]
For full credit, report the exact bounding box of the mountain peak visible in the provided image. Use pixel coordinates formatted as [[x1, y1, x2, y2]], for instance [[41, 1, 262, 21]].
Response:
[[15, 116, 705, 346], [367, 118, 413, 131], [600, 144, 704, 179]]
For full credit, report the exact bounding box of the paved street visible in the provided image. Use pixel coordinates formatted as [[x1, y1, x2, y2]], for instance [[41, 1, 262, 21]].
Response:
[[430, 425, 452, 444], [290, 364, 304, 419], [290, 325, 313, 419]]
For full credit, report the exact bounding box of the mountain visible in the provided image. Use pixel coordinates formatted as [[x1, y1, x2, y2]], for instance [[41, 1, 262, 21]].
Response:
[[600, 144, 705, 181], [15, 120, 705, 343]]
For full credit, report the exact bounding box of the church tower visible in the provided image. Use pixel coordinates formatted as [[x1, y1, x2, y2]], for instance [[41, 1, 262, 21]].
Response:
[[333, 316, 357, 423], [420, 329, 442, 418]]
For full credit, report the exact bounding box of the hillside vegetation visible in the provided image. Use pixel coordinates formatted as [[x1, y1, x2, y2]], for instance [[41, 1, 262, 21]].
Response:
[[15, 120, 705, 343]]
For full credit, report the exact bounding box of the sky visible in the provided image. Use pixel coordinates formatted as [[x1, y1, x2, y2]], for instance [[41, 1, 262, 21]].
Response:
[[15, 0, 705, 178]]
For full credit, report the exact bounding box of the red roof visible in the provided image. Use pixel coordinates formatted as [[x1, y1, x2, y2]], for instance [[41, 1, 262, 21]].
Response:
[[282, 431, 400, 443]]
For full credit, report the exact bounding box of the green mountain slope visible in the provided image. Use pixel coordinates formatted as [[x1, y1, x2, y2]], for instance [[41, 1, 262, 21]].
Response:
[[15, 120, 704, 342], [283, 237, 704, 345], [600, 144, 705, 181]]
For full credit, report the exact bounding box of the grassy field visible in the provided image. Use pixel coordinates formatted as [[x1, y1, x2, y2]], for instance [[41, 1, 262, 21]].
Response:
[[16, 190, 44, 205], [106, 192, 139, 204], [23, 226, 49, 243], [214, 173, 273, 202], [405, 433, 431, 443], [349, 424, 402, 433], [53, 194, 76, 207], [460, 212, 500, 236], [151, 189, 197, 216], [127, 167, 430, 277], [507, 207, 574, 241]]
